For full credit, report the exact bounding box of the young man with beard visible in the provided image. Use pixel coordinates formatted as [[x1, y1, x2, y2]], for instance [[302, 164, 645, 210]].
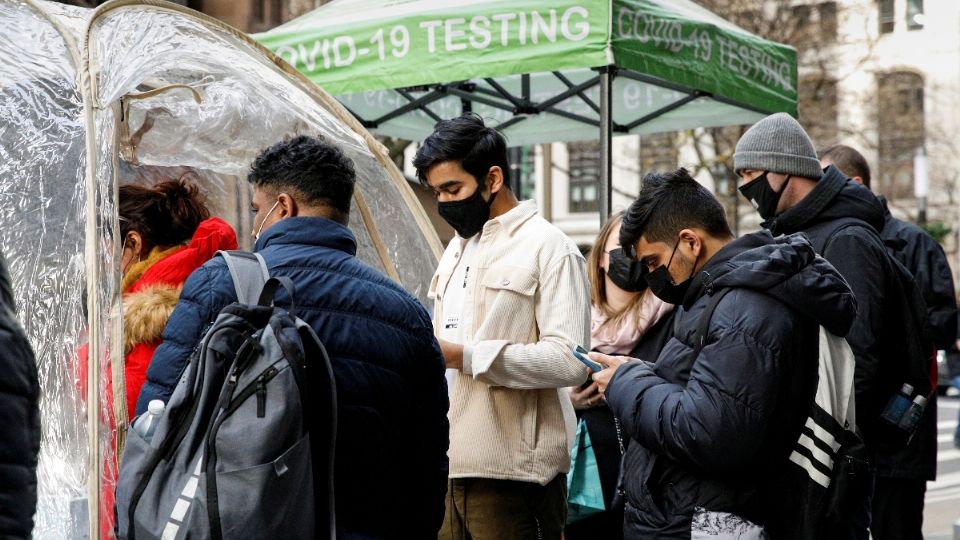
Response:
[[414, 114, 591, 539], [590, 168, 857, 538], [733, 113, 928, 539]]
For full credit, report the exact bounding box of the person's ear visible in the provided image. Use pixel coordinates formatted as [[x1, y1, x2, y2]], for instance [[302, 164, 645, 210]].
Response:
[[678, 229, 702, 258], [486, 166, 505, 194], [278, 193, 298, 218], [851, 176, 864, 186], [126, 231, 143, 257]]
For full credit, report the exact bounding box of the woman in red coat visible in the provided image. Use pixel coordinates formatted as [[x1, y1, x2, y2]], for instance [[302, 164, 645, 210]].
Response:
[[80, 178, 237, 538], [117, 179, 238, 414]]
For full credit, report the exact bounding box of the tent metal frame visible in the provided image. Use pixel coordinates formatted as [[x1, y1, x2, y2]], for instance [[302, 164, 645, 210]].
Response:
[[344, 66, 777, 221]]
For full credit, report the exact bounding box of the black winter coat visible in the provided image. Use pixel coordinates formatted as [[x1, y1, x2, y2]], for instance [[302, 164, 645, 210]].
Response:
[[766, 167, 891, 441], [606, 232, 857, 539], [767, 167, 937, 479], [879, 196, 958, 349], [0, 259, 40, 539]]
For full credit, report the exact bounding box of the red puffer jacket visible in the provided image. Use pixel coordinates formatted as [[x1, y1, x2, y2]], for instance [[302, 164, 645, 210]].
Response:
[[120, 217, 238, 414], [77, 217, 237, 539]]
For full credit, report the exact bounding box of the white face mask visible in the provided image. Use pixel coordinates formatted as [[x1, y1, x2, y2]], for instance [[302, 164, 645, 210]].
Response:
[[253, 199, 281, 241]]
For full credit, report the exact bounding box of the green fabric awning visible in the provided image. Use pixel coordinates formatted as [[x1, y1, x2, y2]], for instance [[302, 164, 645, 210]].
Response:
[[256, 0, 797, 146]]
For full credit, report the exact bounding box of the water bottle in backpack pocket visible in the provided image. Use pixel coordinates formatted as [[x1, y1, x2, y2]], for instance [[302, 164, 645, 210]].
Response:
[[131, 399, 165, 443]]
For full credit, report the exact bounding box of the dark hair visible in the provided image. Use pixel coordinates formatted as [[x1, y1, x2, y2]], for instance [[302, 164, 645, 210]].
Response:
[[620, 168, 732, 252], [818, 144, 871, 188], [248, 135, 356, 217], [413, 113, 511, 187], [119, 178, 210, 251]]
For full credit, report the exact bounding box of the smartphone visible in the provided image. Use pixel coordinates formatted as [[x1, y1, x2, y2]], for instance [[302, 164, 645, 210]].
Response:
[[572, 345, 603, 372]]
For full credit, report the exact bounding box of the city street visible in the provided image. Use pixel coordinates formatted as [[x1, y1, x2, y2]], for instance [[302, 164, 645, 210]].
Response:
[[924, 395, 960, 539]]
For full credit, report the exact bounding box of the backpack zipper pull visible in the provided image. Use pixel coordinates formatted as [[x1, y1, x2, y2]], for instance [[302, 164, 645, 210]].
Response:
[[256, 376, 267, 418]]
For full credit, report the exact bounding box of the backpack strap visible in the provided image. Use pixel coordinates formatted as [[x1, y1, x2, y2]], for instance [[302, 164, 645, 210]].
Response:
[[809, 216, 871, 254], [219, 250, 270, 305], [691, 288, 733, 359]]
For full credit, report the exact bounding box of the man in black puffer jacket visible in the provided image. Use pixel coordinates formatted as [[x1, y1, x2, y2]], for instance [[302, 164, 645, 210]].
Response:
[[591, 169, 857, 538], [733, 115, 930, 540], [0, 255, 40, 539]]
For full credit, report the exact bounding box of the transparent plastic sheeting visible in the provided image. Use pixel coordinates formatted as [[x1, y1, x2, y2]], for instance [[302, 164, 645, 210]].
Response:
[[0, 1, 440, 538], [92, 7, 438, 299], [0, 3, 90, 538]]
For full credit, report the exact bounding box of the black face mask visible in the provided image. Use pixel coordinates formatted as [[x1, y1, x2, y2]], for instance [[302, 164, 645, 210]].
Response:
[[606, 248, 648, 292], [738, 172, 791, 220], [645, 239, 697, 305], [438, 186, 497, 238]]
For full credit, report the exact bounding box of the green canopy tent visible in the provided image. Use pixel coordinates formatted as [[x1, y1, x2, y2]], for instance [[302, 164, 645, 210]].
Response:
[[257, 0, 797, 219]]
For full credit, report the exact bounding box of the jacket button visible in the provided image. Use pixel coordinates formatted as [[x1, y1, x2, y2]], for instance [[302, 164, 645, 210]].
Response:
[[502, 279, 510, 286], [454, 252, 459, 257]]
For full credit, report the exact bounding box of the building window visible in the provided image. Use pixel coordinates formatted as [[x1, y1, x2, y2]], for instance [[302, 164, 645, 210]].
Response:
[[907, 0, 925, 30], [819, 2, 838, 41], [251, 0, 284, 32], [507, 146, 537, 199], [567, 141, 600, 214], [877, 71, 925, 198], [787, 2, 838, 46], [799, 76, 838, 147], [878, 0, 895, 33]]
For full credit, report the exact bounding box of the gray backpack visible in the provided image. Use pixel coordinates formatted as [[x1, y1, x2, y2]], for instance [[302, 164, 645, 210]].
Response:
[[115, 251, 337, 540]]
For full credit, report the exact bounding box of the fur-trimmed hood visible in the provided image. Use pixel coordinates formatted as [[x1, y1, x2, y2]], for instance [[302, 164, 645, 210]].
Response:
[[124, 283, 181, 352], [121, 217, 238, 350]]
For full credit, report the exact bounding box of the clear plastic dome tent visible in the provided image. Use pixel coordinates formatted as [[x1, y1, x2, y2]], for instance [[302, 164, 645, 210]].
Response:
[[0, 1, 442, 537]]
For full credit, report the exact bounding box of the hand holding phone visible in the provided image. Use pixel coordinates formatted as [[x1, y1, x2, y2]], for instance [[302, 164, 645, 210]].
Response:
[[572, 345, 603, 372]]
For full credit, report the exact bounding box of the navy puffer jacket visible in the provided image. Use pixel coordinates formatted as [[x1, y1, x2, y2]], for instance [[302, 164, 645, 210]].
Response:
[[606, 231, 857, 539], [137, 217, 449, 539]]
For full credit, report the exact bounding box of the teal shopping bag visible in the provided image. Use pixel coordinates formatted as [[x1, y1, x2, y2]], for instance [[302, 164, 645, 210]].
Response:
[[566, 418, 605, 524]]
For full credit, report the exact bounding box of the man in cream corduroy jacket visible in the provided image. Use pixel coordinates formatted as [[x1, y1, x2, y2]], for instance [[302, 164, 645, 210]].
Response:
[[415, 114, 591, 540]]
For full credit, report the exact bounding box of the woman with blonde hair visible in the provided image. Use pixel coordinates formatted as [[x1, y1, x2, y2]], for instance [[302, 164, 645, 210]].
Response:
[[565, 212, 672, 539]]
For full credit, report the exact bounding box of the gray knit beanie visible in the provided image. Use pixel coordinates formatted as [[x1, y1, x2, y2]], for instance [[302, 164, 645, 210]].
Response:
[[733, 113, 823, 180]]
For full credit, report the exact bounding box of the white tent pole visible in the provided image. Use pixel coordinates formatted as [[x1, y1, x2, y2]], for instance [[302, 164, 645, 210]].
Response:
[[80, 10, 102, 539], [599, 67, 613, 224]]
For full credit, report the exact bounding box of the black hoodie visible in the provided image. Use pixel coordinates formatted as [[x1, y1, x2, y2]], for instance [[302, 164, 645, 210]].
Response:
[[763, 166, 896, 447], [607, 231, 856, 539], [763, 168, 941, 482]]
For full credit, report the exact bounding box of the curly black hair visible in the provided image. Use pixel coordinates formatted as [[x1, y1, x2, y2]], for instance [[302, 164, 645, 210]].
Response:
[[248, 135, 356, 215]]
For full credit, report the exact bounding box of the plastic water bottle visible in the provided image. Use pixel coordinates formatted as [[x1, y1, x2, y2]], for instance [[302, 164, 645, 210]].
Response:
[[897, 395, 928, 432], [880, 383, 914, 425], [133, 399, 165, 442]]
